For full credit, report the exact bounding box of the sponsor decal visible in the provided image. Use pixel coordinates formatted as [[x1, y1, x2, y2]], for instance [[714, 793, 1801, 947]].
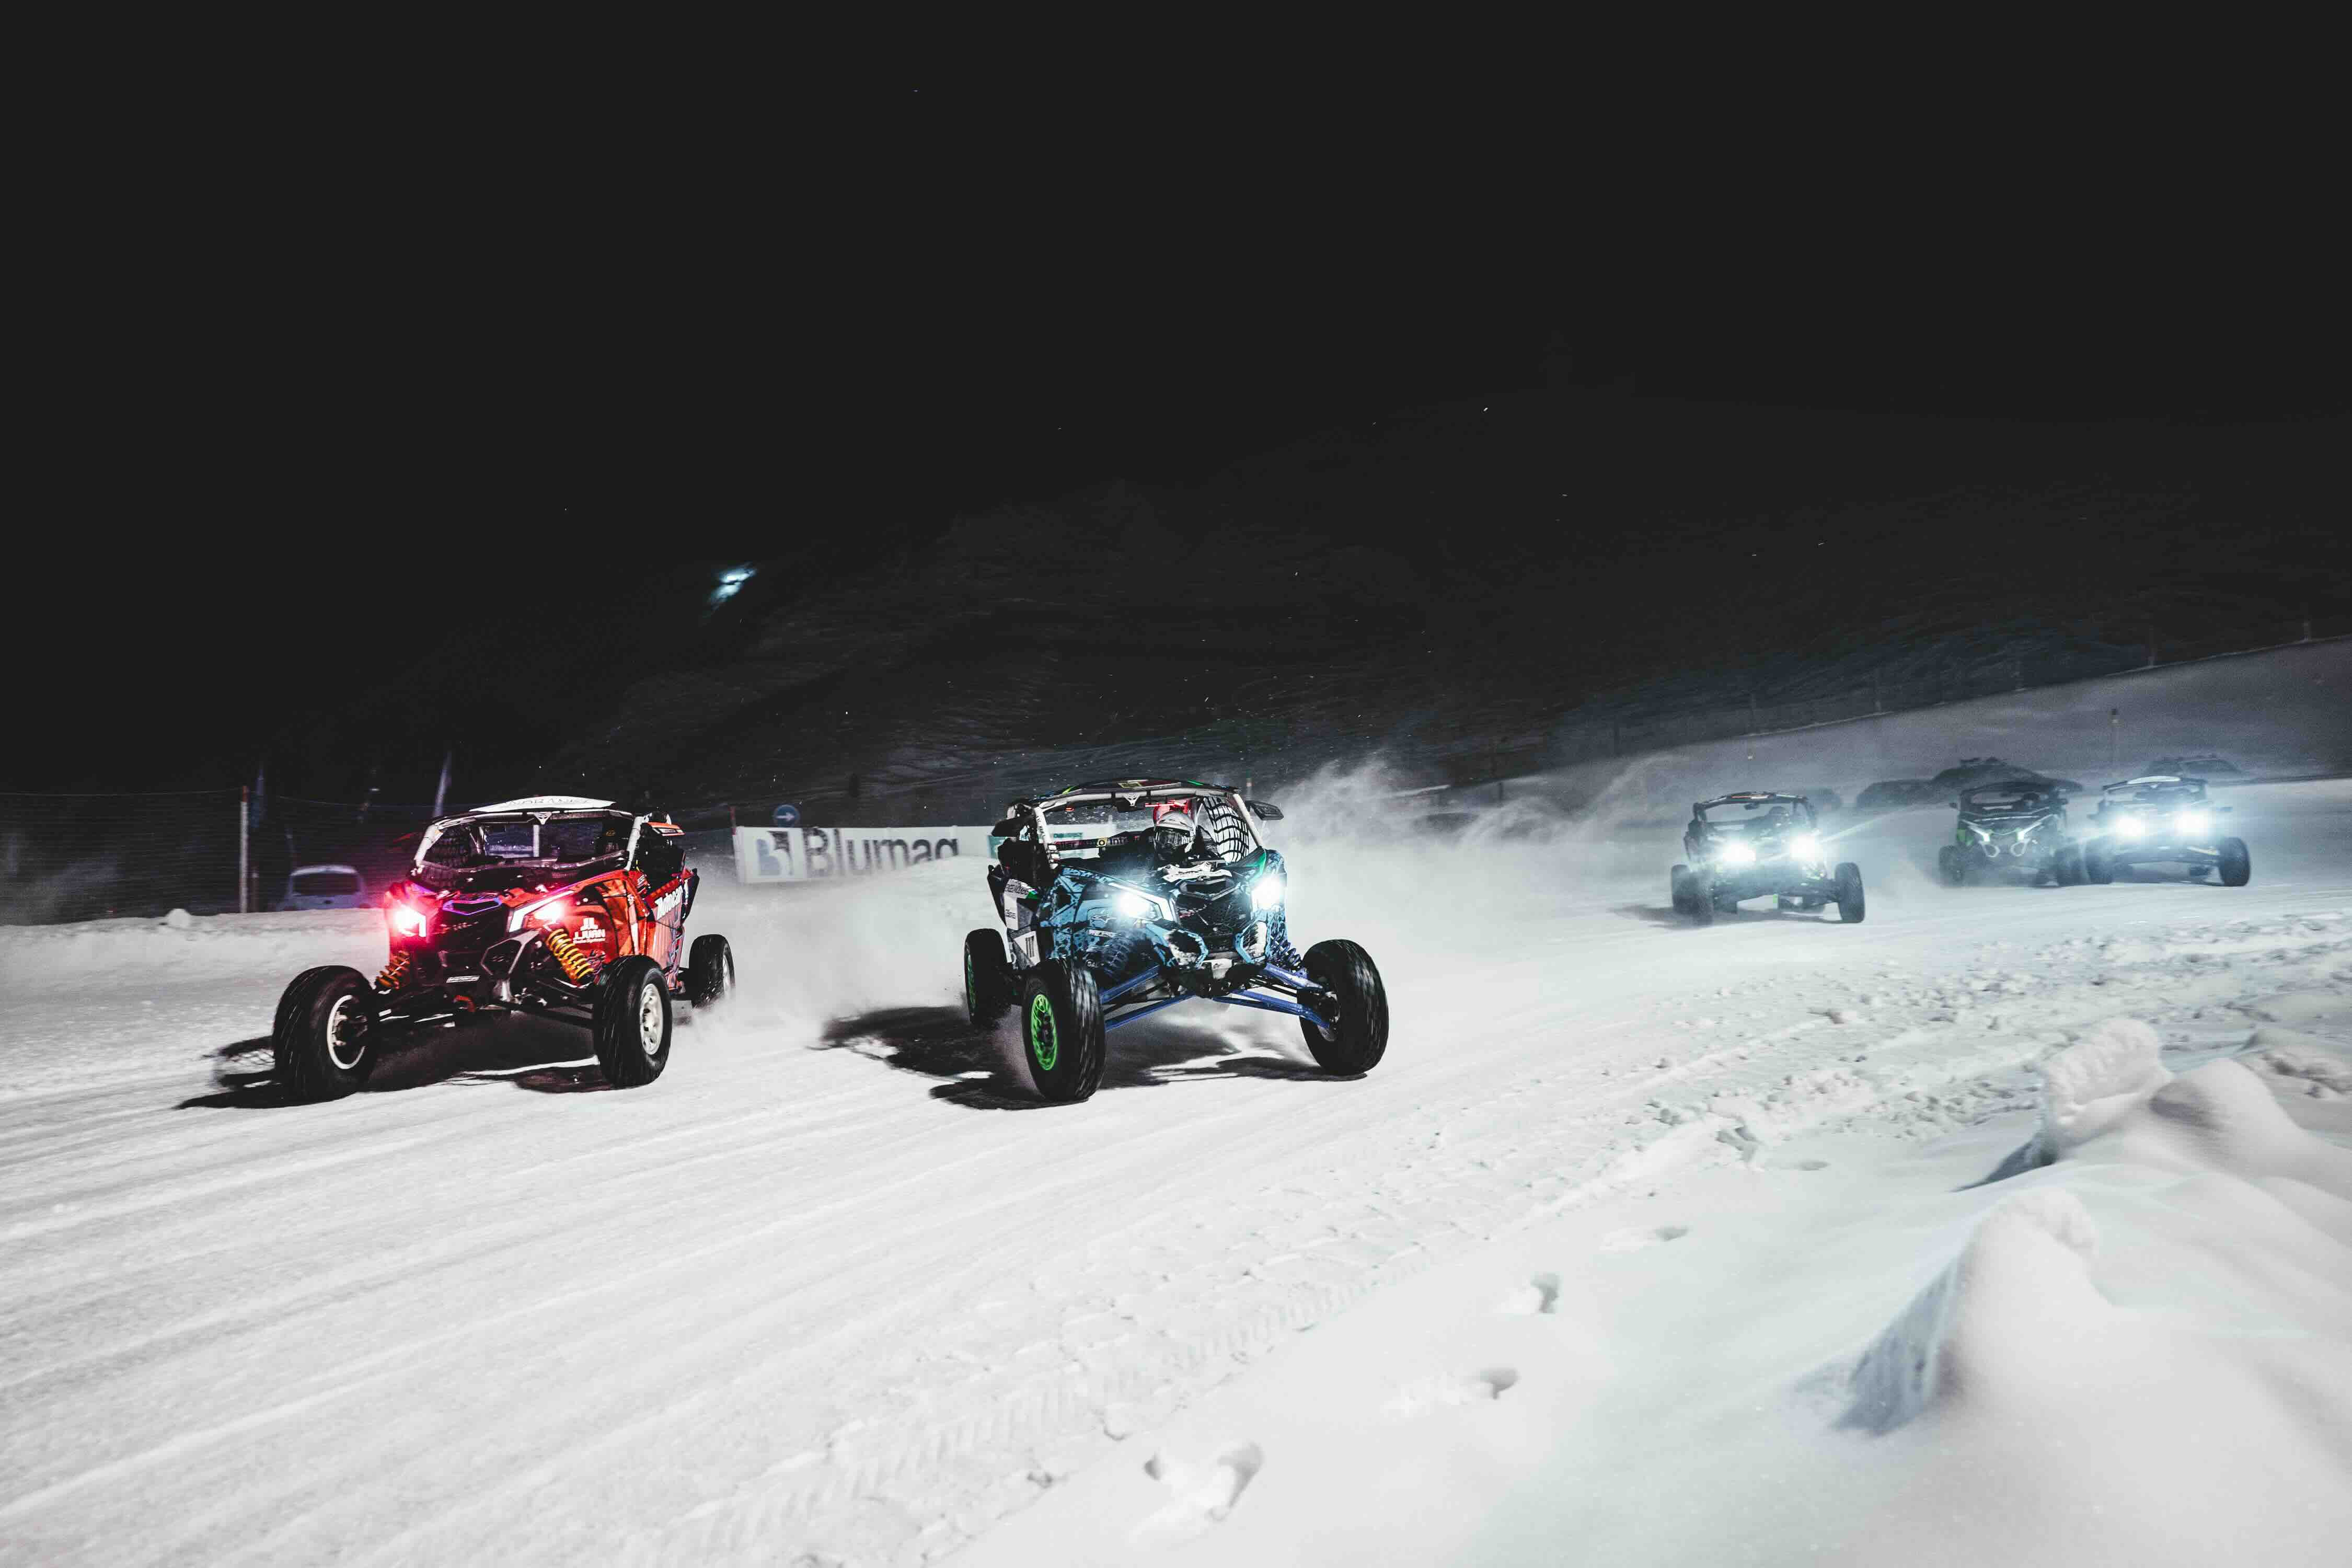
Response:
[[733, 826, 995, 883], [578, 915, 607, 944]]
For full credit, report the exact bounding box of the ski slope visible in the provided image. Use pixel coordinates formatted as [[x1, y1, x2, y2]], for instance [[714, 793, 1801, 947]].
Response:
[[3, 777, 2350, 1565]]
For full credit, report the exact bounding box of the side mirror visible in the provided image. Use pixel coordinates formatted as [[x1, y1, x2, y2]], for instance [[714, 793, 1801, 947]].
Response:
[[1248, 800, 1284, 821]]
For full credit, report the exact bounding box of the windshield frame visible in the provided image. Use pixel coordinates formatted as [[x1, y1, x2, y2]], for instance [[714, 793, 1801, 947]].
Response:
[[413, 809, 639, 877], [1029, 787, 1263, 859]]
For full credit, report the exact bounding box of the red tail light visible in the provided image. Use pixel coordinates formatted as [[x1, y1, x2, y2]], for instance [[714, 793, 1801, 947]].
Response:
[[387, 901, 429, 937]]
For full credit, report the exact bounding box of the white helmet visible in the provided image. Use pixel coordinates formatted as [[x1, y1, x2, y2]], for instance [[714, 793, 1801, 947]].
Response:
[[1151, 807, 1198, 858]]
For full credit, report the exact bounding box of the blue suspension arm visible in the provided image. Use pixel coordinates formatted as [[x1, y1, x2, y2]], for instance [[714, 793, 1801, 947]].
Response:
[[1208, 989, 1332, 1026], [1100, 970, 1158, 1005], [1102, 994, 1190, 1032]]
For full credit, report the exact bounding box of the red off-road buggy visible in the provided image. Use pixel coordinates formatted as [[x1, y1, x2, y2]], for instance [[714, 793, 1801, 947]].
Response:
[[270, 796, 734, 1100]]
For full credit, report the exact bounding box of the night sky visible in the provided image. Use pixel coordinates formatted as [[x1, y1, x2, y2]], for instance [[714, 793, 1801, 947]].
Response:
[[20, 90, 2344, 795]]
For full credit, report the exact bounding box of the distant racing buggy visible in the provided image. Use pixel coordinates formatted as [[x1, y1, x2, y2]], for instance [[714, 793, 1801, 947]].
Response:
[[1670, 792, 1865, 925], [270, 796, 734, 1100], [961, 779, 1388, 1102], [2079, 775, 2250, 886], [1939, 780, 2085, 886]]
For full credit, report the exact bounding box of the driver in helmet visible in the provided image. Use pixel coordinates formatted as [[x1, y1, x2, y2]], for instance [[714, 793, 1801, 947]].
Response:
[[1097, 801, 1215, 880], [1149, 803, 1207, 862]]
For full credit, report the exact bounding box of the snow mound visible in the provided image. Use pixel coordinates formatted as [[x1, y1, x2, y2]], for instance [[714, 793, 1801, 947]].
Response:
[[0, 908, 385, 991], [2038, 1017, 2169, 1154], [2254, 1026, 2352, 1096], [1828, 1028, 2352, 1561], [1842, 1189, 2102, 1434]]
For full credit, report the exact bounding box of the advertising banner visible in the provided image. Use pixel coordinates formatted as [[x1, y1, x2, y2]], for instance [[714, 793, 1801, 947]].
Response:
[[733, 826, 997, 883]]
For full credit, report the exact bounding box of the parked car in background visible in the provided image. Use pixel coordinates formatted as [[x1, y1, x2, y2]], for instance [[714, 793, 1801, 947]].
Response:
[[277, 864, 372, 911]]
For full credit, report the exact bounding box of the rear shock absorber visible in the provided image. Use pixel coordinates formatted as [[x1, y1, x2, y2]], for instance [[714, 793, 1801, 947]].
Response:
[[375, 953, 413, 993], [545, 927, 596, 985]]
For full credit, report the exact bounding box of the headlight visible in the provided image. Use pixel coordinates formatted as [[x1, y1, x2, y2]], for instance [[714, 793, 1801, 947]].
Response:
[[388, 901, 430, 937], [1792, 833, 1823, 860], [2113, 816, 2145, 840], [1250, 873, 1285, 911], [1104, 883, 1171, 921], [508, 895, 571, 932], [2175, 809, 2211, 835], [1719, 841, 1756, 867]]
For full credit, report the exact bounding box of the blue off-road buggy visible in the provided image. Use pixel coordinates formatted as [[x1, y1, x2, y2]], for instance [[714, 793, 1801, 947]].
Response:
[[962, 779, 1389, 1102]]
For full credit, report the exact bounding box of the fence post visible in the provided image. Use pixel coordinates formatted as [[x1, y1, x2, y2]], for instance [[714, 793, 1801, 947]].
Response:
[[238, 786, 250, 914]]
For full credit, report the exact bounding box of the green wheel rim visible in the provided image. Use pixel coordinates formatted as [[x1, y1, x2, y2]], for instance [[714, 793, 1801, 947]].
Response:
[[1028, 993, 1058, 1073]]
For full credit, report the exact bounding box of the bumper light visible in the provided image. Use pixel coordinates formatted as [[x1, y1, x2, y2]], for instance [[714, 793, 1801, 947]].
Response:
[[2113, 817, 2146, 841], [1718, 841, 1756, 868], [387, 902, 429, 937], [1250, 874, 1285, 912], [2175, 809, 2211, 836]]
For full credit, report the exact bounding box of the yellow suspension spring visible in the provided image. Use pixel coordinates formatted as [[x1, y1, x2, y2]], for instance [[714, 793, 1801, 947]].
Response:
[[545, 927, 596, 984], [375, 953, 413, 993]]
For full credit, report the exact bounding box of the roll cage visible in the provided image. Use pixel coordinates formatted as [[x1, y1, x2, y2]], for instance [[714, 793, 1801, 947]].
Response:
[[2099, 775, 2210, 806], [996, 780, 1275, 869], [1691, 792, 1817, 832], [410, 795, 684, 890], [1958, 781, 2066, 816]]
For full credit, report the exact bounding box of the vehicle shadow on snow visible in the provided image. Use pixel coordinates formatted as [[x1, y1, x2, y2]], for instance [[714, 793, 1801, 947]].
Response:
[[815, 1006, 1332, 1110], [178, 1014, 630, 1108], [1608, 902, 1847, 929]]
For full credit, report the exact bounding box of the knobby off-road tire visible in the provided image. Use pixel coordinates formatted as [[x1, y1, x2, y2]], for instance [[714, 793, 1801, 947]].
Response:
[[273, 965, 379, 1101], [2084, 844, 2115, 884], [964, 928, 1013, 1028], [1938, 846, 1967, 887], [1834, 862, 1867, 924], [1669, 864, 1696, 917], [1686, 870, 1716, 926], [2217, 837, 2252, 887], [686, 934, 735, 1008], [2053, 844, 2086, 887], [1021, 961, 1105, 1102], [1298, 938, 1389, 1076], [594, 955, 672, 1088]]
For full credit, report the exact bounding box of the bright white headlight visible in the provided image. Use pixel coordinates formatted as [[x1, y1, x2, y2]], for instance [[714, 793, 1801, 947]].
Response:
[[2114, 816, 2146, 840], [1113, 891, 1152, 919], [1719, 841, 1756, 867], [1793, 833, 1823, 860], [1251, 874, 1285, 911], [2175, 809, 2210, 835]]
